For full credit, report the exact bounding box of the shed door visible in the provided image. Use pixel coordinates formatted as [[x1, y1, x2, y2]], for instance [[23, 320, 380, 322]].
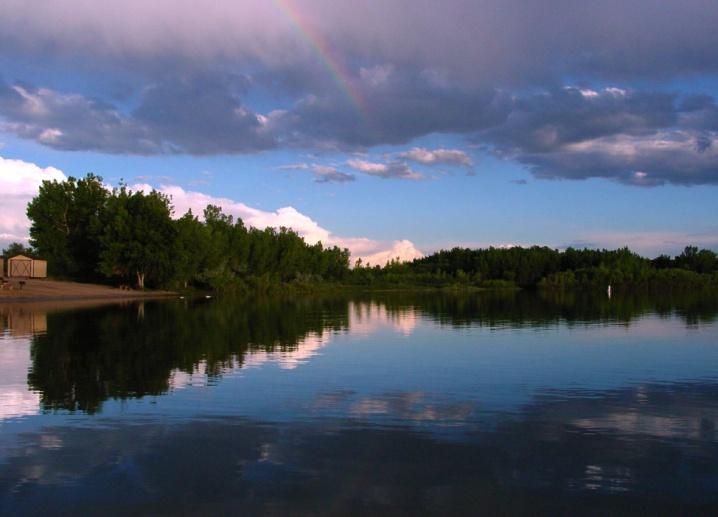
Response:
[[10, 259, 32, 277]]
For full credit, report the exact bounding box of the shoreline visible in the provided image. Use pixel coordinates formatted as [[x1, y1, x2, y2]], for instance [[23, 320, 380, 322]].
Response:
[[0, 278, 176, 304]]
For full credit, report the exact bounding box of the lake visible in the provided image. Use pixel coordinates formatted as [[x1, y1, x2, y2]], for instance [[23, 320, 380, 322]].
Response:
[[1, 290, 718, 515]]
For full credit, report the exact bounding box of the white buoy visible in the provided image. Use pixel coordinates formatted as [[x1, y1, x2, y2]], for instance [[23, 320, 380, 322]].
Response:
[[205, 295, 212, 299], [607, 284, 612, 299]]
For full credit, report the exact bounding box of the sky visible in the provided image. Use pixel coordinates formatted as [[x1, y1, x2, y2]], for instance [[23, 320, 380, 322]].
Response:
[[1, 0, 717, 261]]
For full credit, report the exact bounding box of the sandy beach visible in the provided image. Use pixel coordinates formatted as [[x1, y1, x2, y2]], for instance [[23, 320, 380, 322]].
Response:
[[0, 278, 176, 303]]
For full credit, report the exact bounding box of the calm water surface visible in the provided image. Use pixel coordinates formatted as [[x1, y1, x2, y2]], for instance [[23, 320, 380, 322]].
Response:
[[1, 291, 718, 515]]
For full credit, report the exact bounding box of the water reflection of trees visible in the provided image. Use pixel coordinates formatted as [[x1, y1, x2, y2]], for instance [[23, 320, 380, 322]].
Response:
[[20, 289, 718, 413], [362, 289, 718, 328], [27, 297, 349, 413]]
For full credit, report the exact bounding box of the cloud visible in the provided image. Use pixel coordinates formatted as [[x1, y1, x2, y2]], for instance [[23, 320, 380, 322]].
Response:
[[271, 75, 511, 149], [480, 87, 718, 186], [0, 76, 275, 155], [485, 87, 677, 154], [398, 147, 472, 167], [0, 72, 507, 157], [358, 239, 424, 266], [131, 74, 275, 154], [4, 77, 717, 187], [0, 155, 66, 247], [569, 231, 718, 257], [132, 183, 423, 263], [0, 155, 422, 263], [1, 3, 718, 185], [0, 82, 156, 154], [278, 163, 355, 183], [3, 1, 718, 84], [347, 159, 423, 180]]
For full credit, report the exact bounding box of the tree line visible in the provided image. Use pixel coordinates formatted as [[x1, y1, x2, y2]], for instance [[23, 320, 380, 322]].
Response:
[[22, 174, 350, 289], [7, 173, 717, 291], [351, 245, 718, 289]]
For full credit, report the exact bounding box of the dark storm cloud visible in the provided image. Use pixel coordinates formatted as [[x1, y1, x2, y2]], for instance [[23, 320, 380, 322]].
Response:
[[1, 1, 718, 184], [3, 1, 718, 85], [485, 88, 678, 154], [0, 79, 157, 153], [0, 75, 275, 154], [271, 68, 512, 148], [479, 87, 718, 186], [0, 70, 510, 155], [132, 74, 275, 154]]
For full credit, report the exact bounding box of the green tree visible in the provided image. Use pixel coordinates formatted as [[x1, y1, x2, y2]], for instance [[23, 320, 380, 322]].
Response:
[[173, 210, 212, 287], [26, 173, 107, 279], [26, 177, 75, 275], [99, 185, 176, 289], [2, 241, 35, 258]]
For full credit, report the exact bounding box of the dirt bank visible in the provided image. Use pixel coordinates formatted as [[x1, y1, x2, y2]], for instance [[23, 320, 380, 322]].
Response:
[[0, 278, 176, 303]]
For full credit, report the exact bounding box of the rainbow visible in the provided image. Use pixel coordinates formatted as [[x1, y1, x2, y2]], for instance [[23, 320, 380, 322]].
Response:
[[273, 0, 369, 121]]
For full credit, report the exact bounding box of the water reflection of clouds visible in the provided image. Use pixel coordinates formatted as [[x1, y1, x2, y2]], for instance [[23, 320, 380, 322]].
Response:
[[0, 337, 39, 421], [242, 331, 331, 370], [168, 302, 420, 385], [169, 361, 212, 390], [168, 331, 334, 391], [348, 302, 419, 337], [310, 389, 476, 425], [529, 382, 718, 444], [3, 382, 718, 514]]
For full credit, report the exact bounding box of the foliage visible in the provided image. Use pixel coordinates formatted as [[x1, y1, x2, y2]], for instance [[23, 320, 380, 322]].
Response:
[[98, 185, 176, 289], [25, 175, 351, 288], [24, 174, 717, 291], [346, 245, 718, 290], [26, 173, 108, 280], [1, 241, 35, 258]]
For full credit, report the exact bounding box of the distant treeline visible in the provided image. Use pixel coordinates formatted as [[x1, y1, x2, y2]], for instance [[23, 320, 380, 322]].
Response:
[[12, 173, 718, 291], [354, 245, 718, 289]]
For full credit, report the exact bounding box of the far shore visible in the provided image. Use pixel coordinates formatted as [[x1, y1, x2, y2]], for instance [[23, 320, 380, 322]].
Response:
[[0, 278, 176, 304]]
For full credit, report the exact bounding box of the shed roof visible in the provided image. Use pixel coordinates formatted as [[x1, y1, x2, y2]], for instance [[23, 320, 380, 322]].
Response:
[[9, 255, 33, 261]]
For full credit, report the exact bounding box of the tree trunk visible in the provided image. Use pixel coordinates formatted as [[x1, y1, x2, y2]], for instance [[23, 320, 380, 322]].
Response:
[[136, 271, 145, 290]]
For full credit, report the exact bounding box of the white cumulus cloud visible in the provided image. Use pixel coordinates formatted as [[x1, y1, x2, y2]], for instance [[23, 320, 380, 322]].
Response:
[[398, 147, 473, 167], [132, 183, 424, 264], [346, 159, 423, 180], [358, 239, 425, 266], [0, 156, 66, 246], [0, 156, 423, 263]]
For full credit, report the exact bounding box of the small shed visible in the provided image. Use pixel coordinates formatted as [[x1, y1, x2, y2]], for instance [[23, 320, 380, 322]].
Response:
[[7, 255, 47, 278]]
